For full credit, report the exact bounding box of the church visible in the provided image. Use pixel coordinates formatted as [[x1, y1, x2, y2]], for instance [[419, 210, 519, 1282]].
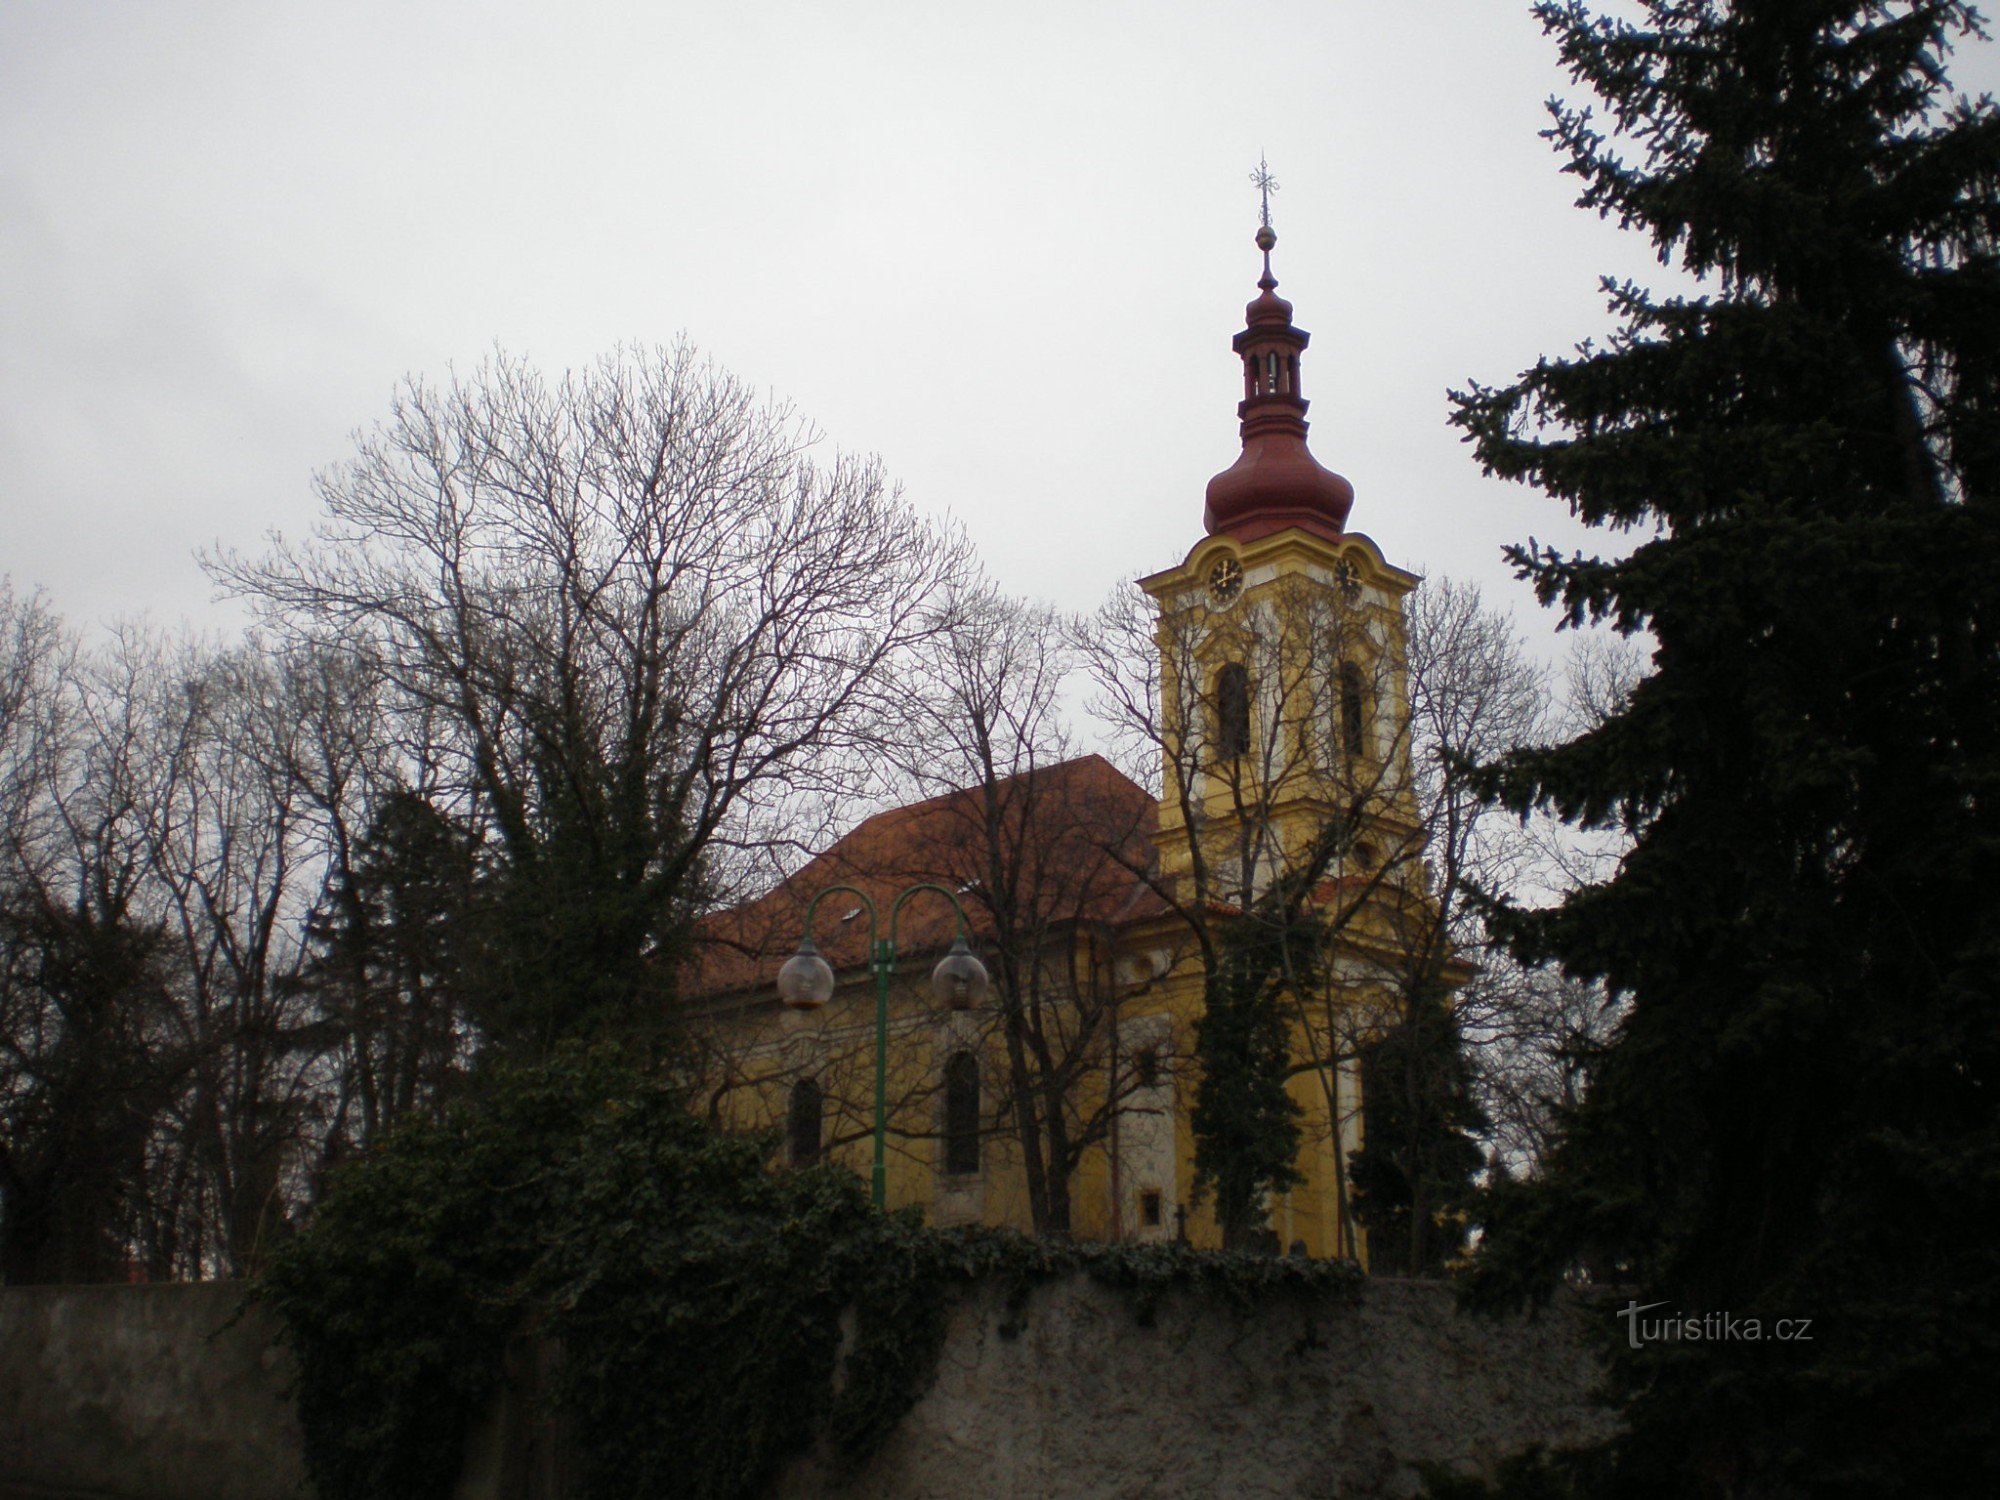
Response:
[[688, 210, 1446, 1265]]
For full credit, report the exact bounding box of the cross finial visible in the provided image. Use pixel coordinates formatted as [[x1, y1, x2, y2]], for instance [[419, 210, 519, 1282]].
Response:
[[1250, 153, 1279, 230]]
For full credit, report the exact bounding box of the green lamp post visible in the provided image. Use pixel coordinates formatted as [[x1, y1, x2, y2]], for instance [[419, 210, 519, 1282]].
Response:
[[776, 882, 990, 1209]]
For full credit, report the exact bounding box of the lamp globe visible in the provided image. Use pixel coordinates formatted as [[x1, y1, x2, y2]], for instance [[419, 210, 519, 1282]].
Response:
[[929, 935, 990, 1010], [777, 938, 836, 1009]]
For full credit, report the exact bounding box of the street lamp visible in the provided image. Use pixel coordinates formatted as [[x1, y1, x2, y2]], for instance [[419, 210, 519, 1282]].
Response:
[[776, 883, 990, 1208]]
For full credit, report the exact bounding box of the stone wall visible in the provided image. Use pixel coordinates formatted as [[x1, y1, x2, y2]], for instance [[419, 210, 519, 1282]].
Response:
[[0, 1282, 306, 1500], [1, 1276, 1611, 1500], [777, 1277, 1613, 1500]]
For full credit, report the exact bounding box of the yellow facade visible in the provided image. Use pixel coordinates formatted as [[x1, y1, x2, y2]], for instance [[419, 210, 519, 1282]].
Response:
[[700, 223, 1453, 1263], [705, 521, 1443, 1265], [1132, 523, 1429, 1259], [1142, 526, 1423, 895]]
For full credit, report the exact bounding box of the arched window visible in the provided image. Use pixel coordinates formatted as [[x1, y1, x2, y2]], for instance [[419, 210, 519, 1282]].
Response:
[[1215, 662, 1251, 760], [944, 1051, 980, 1176], [788, 1078, 823, 1167], [1338, 662, 1366, 760]]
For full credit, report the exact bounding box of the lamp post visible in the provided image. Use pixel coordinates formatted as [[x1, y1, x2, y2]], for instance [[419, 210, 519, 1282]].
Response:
[[775, 883, 990, 1209]]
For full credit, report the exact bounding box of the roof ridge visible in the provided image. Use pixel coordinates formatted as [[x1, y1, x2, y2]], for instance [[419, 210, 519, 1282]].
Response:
[[822, 752, 1142, 856]]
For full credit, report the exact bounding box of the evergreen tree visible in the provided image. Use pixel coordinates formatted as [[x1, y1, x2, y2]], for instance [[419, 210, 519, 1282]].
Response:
[[1192, 910, 1307, 1251], [466, 730, 704, 1065], [0, 889, 182, 1283], [309, 779, 706, 1091], [305, 789, 480, 1143], [1450, 3, 2000, 1495], [1348, 992, 1487, 1277]]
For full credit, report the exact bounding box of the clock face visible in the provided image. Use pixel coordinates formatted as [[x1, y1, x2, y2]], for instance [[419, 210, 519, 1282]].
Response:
[[1334, 557, 1361, 601], [1207, 555, 1243, 607]]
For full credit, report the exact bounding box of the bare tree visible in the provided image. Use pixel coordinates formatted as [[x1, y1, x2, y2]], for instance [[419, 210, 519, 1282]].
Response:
[[0, 597, 186, 1282], [210, 343, 972, 1059], [891, 587, 1159, 1235], [1, 345, 980, 1277], [1328, 578, 1549, 1271], [1463, 965, 1615, 1172], [2, 612, 443, 1280], [1454, 627, 1644, 1178], [126, 637, 358, 1273]]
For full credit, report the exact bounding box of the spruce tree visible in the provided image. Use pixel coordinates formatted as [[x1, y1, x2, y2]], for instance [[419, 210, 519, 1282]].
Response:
[[1348, 993, 1487, 1277], [1450, 3, 2000, 1495], [1191, 913, 1306, 1251], [303, 789, 480, 1138]]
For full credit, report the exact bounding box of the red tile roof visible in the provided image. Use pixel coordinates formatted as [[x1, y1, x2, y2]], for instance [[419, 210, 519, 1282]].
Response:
[[687, 754, 1163, 999]]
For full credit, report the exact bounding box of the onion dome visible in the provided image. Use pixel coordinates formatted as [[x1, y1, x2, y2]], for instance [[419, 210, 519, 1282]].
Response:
[[1203, 222, 1355, 541]]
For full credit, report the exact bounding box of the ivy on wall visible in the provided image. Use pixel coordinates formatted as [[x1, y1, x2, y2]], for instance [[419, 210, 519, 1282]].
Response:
[[258, 1048, 1361, 1500]]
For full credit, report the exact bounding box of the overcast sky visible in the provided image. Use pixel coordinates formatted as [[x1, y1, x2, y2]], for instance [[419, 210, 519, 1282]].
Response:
[[5, 1, 1995, 648]]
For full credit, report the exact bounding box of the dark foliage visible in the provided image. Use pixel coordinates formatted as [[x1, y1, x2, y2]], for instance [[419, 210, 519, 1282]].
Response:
[[259, 1047, 1362, 1500], [1349, 994, 1487, 1277], [466, 766, 704, 1063], [260, 1048, 883, 1500], [0, 890, 181, 1284], [303, 789, 480, 1142], [1448, 3, 2000, 1496], [304, 776, 705, 1120], [1192, 910, 1309, 1249]]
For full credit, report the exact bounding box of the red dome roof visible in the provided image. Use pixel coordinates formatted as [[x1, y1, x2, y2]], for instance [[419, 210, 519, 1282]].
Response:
[[1203, 227, 1353, 541], [1245, 279, 1294, 330], [1204, 427, 1354, 540]]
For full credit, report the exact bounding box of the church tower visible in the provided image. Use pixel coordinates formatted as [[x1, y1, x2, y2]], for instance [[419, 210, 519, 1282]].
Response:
[[705, 187, 1447, 1262], [1140, 208, 1421, 907]]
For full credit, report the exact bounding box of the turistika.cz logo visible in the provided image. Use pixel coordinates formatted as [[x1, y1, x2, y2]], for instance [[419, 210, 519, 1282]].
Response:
[[1616, 1300, 1815, 1350]]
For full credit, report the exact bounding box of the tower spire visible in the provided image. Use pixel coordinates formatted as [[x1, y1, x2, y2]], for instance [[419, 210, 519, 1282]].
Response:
[[1202, 164, 1354, 541], [1250, 153, 1280, 285], [1252, 153, 1278, 229]]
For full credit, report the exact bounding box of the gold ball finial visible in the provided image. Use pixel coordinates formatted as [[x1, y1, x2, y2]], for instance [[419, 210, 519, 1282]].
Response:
[[1255, 224, 1277, 253]]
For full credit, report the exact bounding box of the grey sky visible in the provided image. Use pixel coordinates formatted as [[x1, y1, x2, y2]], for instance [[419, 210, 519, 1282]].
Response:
[[5, 1, 1994, 641]]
